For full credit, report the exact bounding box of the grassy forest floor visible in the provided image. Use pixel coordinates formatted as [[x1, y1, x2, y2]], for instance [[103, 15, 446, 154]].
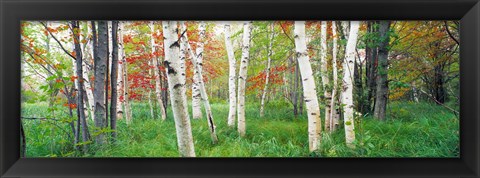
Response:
[[22, 101, 459, 157]]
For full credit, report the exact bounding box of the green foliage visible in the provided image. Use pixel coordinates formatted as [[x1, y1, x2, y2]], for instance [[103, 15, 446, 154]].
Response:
[[23, 101, 458, 157]]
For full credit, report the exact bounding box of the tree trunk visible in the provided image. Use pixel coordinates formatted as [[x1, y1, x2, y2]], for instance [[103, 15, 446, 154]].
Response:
[[260, 22, 275, 117], [182, 22, 219, 144], [163, 21, 196, 157], [294, 21, 322, 152], [224, 23, 237, 127], [110, 21, 119, 140], [150, 21, 167, 120], [191, 22, 206, 119], [329, 21, 340, 132], [365, 21, 378, 114], [80, 22, 95, 120], [122, 22, 132, 124], [94, 21, 108, 145], [373, 21, 391, 121], [341, 21, 360, 148], [72, 21, 90, 151], [320, 21, 332, 132], [237, 21, 253, 137], [116, 21, 125, 120]]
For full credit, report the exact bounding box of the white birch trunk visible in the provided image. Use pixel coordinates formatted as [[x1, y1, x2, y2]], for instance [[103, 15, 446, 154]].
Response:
[[108, 21, 113, 78], [320, 21, 332, 132], [224, 23, 237, 127], [329, 21, 339, 132], [341, 21, 359, 148], [122, 23, 131, 124], [237, 21, 253, 137], [179, 22, 190, 120], [294, 21, 322, 152], [150, 21, 167, 120], [260, 22, 275, 117], [116, 21, 124, 120], [79, 23, 95, 120], [191, 22, 206, 119], [163, 21, 195, 157], [182, 22, 219, 144]]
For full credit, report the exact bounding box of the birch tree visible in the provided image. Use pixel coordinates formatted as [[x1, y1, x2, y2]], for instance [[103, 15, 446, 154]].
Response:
[[320, 21, 332, 132], [79, 23, 95, 120], [93, 21, 108, 145], [116, 21, 124, 120], [329, 21, 340, 132], [224, 23, 237, 127], [237, 21, 253, 137], [342, 21, 360, 148], [182, 22, 219, 144], [163, 21, 195, 157], [118, 21, 131, 124], [150, 21, 167, 120], [294, 21, 322, 152], [191, 22, 206, 119], [260, 22, 275, 117]]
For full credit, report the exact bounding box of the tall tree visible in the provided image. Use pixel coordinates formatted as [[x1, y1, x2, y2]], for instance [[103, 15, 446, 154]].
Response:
[[182, 22, 219, 144], [110, 21, 119, 140], [260, 22, 275, 117], [320, 21, 332, 132], [163, 21, 196, 157], [71, 21, 90, 151], [116, 21, 124, 120], [191, 22, 206, 119], [329, 21, 340, 132], [373, 21, 392, 120], [224, 23, 237, 127], [150, 21, 167, 120], [365, 21, 379, 114], [294, 21, 322, 152], [94, 21, 108, 145], [341, 21, 359, 148], [237, 21, 253, 137]]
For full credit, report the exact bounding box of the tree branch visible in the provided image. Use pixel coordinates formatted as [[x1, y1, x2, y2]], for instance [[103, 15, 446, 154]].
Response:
[[40, 22, 77, 60]]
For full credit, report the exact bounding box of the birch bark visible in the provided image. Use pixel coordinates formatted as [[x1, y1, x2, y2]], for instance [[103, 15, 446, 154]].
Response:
[[320, 21, 332, 132], [342, 21, 360, 148], [260, 22, 275, 117], [329, 21, 340, 132], [191, 22, 206, 119], [224, 23, 237, 127], [294, 21, 322, 152], [163, 21, 196, 157], [150, 21, 167, 120], [237, 21, 252, 137]]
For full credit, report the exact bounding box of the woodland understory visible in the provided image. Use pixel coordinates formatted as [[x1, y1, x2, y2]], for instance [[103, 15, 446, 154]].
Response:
[[21, 21, 459, 157]]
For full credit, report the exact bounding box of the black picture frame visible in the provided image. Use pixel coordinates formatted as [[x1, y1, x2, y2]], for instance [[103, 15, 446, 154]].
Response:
[[1, 0, 478, 177]]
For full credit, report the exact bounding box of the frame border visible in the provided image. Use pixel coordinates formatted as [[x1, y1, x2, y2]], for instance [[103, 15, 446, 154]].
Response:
[[1, 0, 479, 177]]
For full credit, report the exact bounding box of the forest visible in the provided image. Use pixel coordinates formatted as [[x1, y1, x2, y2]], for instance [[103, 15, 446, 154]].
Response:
[[20, 21, 459, 157]]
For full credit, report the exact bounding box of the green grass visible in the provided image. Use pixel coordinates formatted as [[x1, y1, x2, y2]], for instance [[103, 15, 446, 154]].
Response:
[[21, 101, 459, 157]]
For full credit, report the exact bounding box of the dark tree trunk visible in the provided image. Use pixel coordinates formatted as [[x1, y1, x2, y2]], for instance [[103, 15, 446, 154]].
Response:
[[354, 56, 363, 113], [105, 23, 110, 129], [434, 65, 446, 104], [110, 21, 119, 140], [20, 119, 26, 157], [72, 21, 90, 151], [365, 21, 379, 114], [94, 21, 108, 145], [373, 21, 391, 121]]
